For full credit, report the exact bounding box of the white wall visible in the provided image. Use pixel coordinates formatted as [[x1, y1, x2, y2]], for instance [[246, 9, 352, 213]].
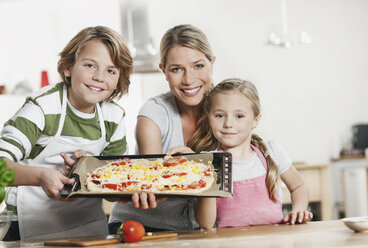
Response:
[[1, 0, 367, 164], [0, 0, 121, 92], [144, 0, 368, 163]]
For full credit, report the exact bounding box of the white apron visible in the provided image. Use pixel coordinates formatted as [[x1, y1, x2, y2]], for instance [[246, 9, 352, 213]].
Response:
[[17, 86, 108, 241]]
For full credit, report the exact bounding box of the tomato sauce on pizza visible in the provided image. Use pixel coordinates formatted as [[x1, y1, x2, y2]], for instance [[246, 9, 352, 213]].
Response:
[[85, 155, 215, 193]]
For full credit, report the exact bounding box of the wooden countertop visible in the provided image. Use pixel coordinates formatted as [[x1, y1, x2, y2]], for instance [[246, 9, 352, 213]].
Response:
[[2, 220, 368, 248], [292, 163, 329, 170]]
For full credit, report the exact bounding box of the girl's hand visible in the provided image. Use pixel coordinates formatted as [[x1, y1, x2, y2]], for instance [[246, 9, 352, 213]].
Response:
[[39, 167, 76, 202], [118, 192, 167, 209], [283, 210, 313, 224], [60, 150, 86, 175], [166, 146, 195, 155]]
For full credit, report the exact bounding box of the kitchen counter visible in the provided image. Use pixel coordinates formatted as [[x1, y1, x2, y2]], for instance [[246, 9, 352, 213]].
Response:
[[2, 220, 368, 248]]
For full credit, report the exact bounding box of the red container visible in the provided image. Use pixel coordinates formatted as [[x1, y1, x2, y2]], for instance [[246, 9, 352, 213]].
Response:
[[41, 70, 49, 88]]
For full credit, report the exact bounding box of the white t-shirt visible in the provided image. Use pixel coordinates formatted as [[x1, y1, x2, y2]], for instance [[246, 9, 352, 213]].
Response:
[[135, 91, 184, 153], [232, 140, 292, 181]]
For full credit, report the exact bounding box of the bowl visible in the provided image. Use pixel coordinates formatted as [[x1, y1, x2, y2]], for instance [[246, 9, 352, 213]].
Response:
[[0, 211, 17, 240], [342, 216, 368, 232]]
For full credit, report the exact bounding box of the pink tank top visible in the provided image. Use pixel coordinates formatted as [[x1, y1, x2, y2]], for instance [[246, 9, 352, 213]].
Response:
[[216, 144, 284, 227]]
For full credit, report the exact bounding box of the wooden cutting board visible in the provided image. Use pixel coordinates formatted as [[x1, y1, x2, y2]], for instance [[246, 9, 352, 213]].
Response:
[[142, 232, 178, 240], [44, 232, 178, 246], [44, 237, 119, 247]]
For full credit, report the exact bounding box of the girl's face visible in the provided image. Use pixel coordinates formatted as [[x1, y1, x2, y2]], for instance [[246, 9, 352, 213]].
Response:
[[161, 45, 214, 109], [209, 91, 260, 150], [64, 39, 120, 113]]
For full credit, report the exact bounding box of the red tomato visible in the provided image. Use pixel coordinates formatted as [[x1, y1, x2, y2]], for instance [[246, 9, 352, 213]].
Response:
[[119, 157, 131, 165], [163, 172, 188, 178], [141, 184, 152, 190], [163, 156, 187, 166], [117, 221, 145, 243], [102, 183, 118, 190], [204, 169, 211, 176], [187, 179, 206, 189]]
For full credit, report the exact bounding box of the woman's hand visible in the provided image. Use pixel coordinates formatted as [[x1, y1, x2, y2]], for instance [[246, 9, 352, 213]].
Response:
[[118, 192, 167, 209], [60, 150, 86, 175], [39, 167, 76, 202], [166, 146, 195, 155], [283, 210, 313, 224]]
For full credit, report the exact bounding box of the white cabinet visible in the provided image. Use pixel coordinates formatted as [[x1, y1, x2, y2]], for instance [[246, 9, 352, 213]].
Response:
[[343, 166, 368, 217], [330, 158, 368, 218]]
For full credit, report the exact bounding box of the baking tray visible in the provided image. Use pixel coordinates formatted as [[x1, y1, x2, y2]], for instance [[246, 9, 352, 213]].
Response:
[[60, 152, 232, 198]]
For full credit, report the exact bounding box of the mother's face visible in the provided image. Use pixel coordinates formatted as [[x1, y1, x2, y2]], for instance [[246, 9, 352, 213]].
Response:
[[160, 45, 215, 108]]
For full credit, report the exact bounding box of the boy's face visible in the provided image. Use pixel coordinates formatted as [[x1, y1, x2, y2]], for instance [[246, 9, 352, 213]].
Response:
[[64, 39, 119, 113], [208, 91, 260, 150]]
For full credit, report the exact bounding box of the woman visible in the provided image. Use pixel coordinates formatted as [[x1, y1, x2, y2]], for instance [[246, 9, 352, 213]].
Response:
[[108, 24, 215, 233]]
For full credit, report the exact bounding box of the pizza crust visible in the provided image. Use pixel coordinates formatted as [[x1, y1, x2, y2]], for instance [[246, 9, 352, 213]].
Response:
[[85, 156, 215, 194]]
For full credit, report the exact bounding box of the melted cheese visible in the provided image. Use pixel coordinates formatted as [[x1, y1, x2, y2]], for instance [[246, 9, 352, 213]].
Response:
[[86, 157, 215, 193]]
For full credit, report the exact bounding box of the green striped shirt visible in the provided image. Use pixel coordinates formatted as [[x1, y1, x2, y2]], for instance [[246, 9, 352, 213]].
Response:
[[0, 83, 127, 162]]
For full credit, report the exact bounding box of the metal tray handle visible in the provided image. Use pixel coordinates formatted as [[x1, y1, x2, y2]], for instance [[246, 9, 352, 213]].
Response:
[[60, 174, 80, 198]]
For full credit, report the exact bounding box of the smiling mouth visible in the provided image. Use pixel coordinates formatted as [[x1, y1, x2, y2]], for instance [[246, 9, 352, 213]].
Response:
[[181, 86, 201, 96], [85, 84, 104, 92], [221, 132, 237, 135]]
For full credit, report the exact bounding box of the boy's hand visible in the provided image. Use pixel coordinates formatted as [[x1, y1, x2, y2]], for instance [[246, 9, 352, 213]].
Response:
[[283, 210, 313, 224], [60, 150, 86, 175], [39, 167, 76, 202]]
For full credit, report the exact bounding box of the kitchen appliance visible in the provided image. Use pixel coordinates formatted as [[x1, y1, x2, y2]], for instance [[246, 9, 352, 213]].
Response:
[[120, 0, 159, 73], [352, 124, 368, 150]]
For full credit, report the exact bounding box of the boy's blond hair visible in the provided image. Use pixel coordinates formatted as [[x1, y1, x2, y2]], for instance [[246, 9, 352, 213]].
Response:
[[57, 26, 133, 101]]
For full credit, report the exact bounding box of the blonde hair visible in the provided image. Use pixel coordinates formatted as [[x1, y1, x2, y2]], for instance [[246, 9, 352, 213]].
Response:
[[57, 26, 133, 101], [160, 24, 214, 68], [188, 78, 280, 202]]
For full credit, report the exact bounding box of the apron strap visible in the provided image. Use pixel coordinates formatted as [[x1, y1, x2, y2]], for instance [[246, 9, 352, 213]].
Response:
[[96, 103, 106, 141], [218, 144, 268, 170], [250, 144, 268, 170], [55, 85, 68, 137], [56, 85, 106, 142]]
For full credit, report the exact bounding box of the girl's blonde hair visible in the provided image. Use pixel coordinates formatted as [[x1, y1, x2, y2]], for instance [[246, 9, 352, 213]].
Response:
[[188, 78, 280, 202], [160, 24, 214, 68], [57, 26, 133, 101]]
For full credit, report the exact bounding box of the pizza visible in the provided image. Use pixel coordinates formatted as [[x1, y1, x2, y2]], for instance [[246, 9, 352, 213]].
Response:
[[85, 155, 215, 193]]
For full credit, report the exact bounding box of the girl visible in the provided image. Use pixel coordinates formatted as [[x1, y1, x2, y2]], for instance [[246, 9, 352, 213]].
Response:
[[187, 78, 313, 229], [1, 26, 133, 240], [108, 24, 215, 233]]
